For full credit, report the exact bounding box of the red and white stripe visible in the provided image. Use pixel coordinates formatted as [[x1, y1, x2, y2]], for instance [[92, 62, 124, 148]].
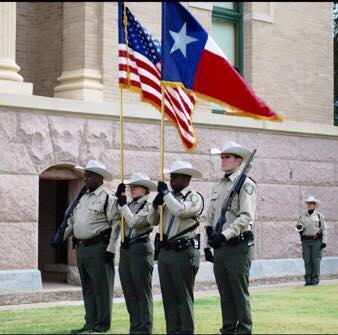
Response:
[[118, 44, 197, 150]]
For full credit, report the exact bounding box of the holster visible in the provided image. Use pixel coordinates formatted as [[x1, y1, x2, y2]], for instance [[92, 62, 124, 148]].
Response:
[[314, 231, 323, 240], [154, 232, 167, 260], [120, 237, 130, 249], [205, 226, 213, 239]]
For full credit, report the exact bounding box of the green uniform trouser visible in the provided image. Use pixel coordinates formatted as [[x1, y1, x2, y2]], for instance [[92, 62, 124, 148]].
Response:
[[119, 240, 154, 334], [76, 240, 114, 330], [302, 239, 322, 285], [158, 246, 200, 335], [214, 241, 253, 335]]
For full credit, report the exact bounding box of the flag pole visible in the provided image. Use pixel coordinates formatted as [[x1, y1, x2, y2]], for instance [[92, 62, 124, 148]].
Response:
[[120, 88, 125, 243], [120, 2, 130, 243], [160, 85, 165, 241]]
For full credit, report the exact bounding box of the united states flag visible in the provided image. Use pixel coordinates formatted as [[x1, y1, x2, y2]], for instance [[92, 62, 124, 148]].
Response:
[[118, 2, 197, 150]]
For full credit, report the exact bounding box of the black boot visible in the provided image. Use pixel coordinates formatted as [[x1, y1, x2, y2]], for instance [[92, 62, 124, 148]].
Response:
[[92, 325, 110, 333], [71, 325, 94, 334]]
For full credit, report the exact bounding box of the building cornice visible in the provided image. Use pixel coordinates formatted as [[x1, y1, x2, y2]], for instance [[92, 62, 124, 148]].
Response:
[[0, 93, 337, 139]]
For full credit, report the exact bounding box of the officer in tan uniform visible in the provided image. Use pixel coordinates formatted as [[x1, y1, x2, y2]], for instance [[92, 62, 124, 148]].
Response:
[[148, 161, 203, 335], [115, 172, 157, 334], [64, 160, 120, 334], [205, 142, 256, 335], [296, 196, 327, 286]]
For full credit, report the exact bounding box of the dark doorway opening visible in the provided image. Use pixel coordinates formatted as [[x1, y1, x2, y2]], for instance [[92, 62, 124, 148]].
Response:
[[38, 179, 69, 282]]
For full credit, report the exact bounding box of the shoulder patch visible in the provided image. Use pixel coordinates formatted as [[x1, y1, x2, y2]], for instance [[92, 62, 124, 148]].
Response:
[[190, 193, 199, 204], [243, 183, 254, 195]]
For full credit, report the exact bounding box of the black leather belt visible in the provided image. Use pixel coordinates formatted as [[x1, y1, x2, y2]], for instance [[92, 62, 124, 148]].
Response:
[[302, 235, 318, 241], [222, 230, 254, 246], [130, 236, 150, 245], [74, 228, 111, 248], [164, 237, 199, 250], [120, 235, 150, 249]]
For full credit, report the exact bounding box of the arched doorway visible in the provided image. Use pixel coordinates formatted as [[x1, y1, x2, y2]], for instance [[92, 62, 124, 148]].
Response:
[[38, 164, 83, 283]]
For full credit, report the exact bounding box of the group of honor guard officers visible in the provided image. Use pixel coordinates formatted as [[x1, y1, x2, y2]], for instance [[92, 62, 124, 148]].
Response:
[[63, 141, 328, 335]]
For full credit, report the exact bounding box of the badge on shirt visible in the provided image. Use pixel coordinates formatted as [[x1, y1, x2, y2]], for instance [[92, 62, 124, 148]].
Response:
[[244, 183, 254, 195]]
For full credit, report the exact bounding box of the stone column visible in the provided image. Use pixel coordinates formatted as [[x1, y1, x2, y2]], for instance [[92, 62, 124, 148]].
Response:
[[54, 2, 103, 101], [0, 2, 32, 94]]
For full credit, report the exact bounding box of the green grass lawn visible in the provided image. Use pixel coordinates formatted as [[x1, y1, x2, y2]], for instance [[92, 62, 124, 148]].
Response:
[[1, 284, 338, 334]]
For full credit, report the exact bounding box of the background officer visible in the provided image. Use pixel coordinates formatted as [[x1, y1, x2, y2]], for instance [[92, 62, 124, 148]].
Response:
[[115, 172, 157, 334], [296, 196, 327, 286], [149, 160, 203, 335], [64, 160, 120, 334], [205, 141, 256, 335]]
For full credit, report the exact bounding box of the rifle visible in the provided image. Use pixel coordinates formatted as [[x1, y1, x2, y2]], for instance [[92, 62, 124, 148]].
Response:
[[50, 185, 88, 249]]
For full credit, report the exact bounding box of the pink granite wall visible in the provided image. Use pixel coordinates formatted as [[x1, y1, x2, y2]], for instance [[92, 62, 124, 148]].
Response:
[[0, 108, 338, 270]]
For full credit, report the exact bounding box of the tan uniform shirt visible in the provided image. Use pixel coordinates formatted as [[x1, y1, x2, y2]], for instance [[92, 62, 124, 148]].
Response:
[[298, 210, 327, 243], [206, 168, 256, 247], [64, 185, 121, 253], [120, 195, 153, 239], [148, 186, 203, 239]]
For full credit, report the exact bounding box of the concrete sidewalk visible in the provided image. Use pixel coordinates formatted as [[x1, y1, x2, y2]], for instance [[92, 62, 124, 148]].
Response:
[[1, 279, 337, 311]]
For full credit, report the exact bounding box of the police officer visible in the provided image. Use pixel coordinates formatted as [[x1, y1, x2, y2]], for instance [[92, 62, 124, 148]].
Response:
[[115, 172, 157, 334], [296, 196, 327, 286], [64, 160, 120, 334], [205, 142, 256, 335], [149, 161, 203, 335]]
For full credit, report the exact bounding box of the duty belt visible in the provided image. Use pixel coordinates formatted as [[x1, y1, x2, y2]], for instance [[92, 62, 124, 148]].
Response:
[[222, 230, 254, 247], [130, 236, 150, 245], [164, 237, 200, 250], [120, 233, 151, 249], [74, 228, 111, 248], [302, 235, 320, 241]]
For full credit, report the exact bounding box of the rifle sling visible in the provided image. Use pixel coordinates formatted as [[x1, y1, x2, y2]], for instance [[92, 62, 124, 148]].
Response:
[[317, 213, 321, 229]]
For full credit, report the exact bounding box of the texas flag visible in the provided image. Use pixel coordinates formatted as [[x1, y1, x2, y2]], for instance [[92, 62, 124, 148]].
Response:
[[161, 2, 282, 121]]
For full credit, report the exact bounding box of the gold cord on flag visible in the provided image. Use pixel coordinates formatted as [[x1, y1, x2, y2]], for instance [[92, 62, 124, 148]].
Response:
[[160, 85, 165, 241]]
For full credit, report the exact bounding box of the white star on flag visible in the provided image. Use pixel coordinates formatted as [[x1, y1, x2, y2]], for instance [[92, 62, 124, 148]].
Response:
[[169, 22, 198, 57]]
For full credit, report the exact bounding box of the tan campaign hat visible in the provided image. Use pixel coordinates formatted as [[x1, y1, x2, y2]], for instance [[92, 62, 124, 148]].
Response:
[[305, 196, 320, 207], [75, 160, 113, 181], [163, 160, 202, 179], [210, 141, 251, 160], [125, 172, 157, 192]]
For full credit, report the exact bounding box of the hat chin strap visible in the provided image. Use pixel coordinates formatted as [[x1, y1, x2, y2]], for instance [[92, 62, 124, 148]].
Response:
[[223, 167, 239, 174]]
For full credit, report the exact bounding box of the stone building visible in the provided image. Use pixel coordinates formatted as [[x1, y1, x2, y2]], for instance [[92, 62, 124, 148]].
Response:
[[0, 2, 337, 293]]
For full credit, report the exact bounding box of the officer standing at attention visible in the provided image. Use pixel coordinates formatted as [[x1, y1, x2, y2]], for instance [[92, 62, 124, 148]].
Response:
[[205, 142, 256, 335], [115, 172, 157, 334], [64, 160, 120, 334], [148, 161, 203, 335], [296, 196, 327, 286]]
